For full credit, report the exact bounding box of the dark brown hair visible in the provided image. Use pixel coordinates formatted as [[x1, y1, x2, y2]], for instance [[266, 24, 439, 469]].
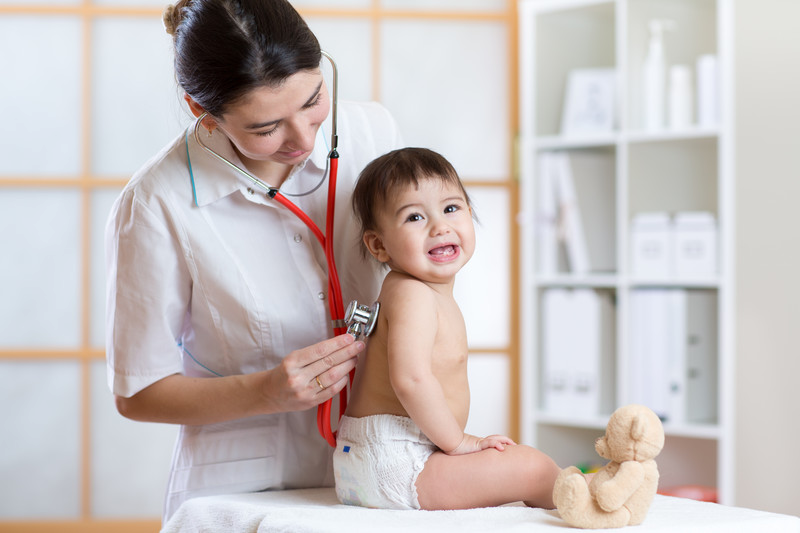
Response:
[[163, 0, 321, 117], [352, 147, 474, 255]]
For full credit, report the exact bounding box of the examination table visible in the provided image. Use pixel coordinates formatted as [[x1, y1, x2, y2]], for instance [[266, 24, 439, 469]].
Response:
[[161, 487, 800, 532]]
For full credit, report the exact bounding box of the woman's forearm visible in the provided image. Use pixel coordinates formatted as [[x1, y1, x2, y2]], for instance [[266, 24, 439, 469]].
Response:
[[114, 372, 271, 426], [114, 334, 363, 426]]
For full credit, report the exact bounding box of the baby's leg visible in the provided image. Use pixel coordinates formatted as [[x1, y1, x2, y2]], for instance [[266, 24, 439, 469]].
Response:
[[415, 444, 560, 510]]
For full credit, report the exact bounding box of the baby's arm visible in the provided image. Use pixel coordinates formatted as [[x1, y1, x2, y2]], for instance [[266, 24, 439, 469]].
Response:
[[384, 280, 513, 455]]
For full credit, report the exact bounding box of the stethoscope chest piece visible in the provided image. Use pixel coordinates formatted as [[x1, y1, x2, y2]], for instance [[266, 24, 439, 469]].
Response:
[[345, 300, 380, 339]]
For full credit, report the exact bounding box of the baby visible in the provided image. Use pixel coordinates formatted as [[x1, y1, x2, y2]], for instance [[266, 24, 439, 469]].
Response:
[[333, 147, 560, 510]]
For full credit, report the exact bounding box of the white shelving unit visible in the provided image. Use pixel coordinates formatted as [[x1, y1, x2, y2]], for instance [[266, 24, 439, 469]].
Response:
[[518, 0, 734, 504]]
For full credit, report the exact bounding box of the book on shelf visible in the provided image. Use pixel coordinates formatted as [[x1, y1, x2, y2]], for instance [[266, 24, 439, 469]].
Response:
[[537, 151, 615, 276], [537, 152, 559, 275], [553, 152, 590, 274]]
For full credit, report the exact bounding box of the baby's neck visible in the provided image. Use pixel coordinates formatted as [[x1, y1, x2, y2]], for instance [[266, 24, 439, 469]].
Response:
[[387, 269, 456, 296]]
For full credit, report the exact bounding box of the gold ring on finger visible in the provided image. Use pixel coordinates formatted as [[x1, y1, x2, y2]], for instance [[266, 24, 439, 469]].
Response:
[[316, 376, 325, 391]]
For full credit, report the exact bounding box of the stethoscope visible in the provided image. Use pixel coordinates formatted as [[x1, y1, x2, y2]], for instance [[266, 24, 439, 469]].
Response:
[[188, 51, 379, 447]]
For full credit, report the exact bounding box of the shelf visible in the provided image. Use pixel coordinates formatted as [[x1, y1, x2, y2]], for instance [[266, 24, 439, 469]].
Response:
[[661, 421, 721, 440], [624, 127, 720, 144], [535, 412, 721, 440], [520, 0, 733, 504], [627, 277, 720, 289], [536, 273, 618, 288], [535, 412, 611, 431], [535, 134, 618, 150], [534, 127, 719, 150], [532, 0, 614, 14], [535, 274, 720, 289]]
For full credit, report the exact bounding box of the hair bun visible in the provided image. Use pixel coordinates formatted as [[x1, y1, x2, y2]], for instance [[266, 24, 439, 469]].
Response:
[[162, 3, 181, 36]]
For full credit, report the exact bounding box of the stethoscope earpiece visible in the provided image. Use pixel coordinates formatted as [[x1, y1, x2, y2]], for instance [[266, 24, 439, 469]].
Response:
[[344, 300, 380, 340]]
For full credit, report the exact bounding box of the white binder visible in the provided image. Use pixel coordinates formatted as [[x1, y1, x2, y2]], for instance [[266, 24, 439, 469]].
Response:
[[684, 290, 718, 423], [542, 289, 614, 418], [628, 289, 718, 424], [629, 290, 674, 421]]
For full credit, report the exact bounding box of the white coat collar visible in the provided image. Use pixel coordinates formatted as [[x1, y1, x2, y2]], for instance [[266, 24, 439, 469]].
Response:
[[185, 119, 331, 207]]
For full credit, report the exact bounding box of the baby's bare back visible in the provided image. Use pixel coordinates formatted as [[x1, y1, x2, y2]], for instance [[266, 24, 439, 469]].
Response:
[[345, 273, 470, 427]]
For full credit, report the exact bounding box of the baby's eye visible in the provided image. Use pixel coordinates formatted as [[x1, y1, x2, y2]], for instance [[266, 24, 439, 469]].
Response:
[[405, 213, 423, 223], [444, 204, 459, 214]]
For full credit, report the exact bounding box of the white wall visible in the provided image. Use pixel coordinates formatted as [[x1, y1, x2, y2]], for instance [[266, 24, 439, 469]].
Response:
[[734, 0, 800, 517]]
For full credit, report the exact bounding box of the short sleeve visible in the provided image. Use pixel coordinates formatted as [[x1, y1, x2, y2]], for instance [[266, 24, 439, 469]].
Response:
[[105, 185, 190, 397]]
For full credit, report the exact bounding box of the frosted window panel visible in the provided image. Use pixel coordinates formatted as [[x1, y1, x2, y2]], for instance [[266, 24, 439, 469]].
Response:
[[91, 188, 123, 348], [455, 187, 510, 349], [0, 361, 81, 519], [0, 16, 81, 176], [294, 0, 371, 7], [305, 17, 374, 103], [381, 0, 506, 12], [93, 0, 165, 8], [0, 190, 81, 348], [90, 361, 177, 518], [381, 20, 509, 180], [464, 354, 510, 438], [0, 0, 78, 5], [92, 17, 192, 176]]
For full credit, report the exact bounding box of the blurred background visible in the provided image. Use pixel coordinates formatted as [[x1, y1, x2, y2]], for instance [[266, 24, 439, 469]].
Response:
[[0, 0, 797, 531]]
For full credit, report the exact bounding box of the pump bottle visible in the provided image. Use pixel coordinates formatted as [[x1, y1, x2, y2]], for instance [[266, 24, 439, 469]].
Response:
[[642, 19, 674, 130]]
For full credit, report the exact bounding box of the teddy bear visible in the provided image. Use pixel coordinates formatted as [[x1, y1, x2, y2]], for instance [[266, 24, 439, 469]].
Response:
[[552, 404, 665, 529]]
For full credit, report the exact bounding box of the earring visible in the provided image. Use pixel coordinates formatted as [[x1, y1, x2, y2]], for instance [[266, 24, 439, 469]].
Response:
[[206, 127, 214, 138]]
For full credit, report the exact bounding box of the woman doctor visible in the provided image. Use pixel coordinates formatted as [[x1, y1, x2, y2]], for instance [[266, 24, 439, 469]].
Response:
[[105, 0, 402, 523]]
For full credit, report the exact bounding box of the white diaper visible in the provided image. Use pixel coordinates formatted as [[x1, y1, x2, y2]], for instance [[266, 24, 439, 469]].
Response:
[[333, 414, 438, 510]]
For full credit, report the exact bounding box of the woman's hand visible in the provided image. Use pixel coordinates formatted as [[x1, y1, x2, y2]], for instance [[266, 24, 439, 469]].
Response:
[[445, 433, 517, 456], [260, 333, 364, 413], [115, 333, 365, 426]]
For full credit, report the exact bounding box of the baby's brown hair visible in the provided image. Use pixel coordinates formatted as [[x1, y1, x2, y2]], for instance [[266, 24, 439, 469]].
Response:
[[351, 147, 472, 257]]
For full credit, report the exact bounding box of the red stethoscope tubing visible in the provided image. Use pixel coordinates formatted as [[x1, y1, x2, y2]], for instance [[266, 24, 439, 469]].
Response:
[[271, 151, 349, 448], [192, 49, 346, 446]]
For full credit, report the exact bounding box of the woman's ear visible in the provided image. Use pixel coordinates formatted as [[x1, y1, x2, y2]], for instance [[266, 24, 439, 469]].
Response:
[[184, 94, 218, 133], [184, 94, 205, 118], [363, 231, 390, 263]]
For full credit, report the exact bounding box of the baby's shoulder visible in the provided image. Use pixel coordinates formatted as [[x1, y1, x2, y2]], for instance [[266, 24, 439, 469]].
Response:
[[381, 271, 432, 292], [380, 272, 437, 306]]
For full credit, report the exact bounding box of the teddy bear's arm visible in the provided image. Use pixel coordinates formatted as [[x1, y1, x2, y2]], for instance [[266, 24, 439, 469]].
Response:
[[594, 461, 645, 512]]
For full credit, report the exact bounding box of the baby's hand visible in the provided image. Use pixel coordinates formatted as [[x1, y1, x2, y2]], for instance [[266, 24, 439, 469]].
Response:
[[479, 434, 517, 452], [446, 434, 517, 455]]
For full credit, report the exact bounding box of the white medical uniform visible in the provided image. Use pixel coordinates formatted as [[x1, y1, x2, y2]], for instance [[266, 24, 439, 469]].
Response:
[[105, 101, 402, 523]]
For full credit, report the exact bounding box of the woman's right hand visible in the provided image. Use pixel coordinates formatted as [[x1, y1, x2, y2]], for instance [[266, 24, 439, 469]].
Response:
[[260, 333, 365, 413], [115, 333, 365, 426]]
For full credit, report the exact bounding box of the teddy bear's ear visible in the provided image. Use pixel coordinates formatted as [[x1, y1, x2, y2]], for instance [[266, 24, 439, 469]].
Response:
[[595, 436, 608, 456], [631, 414, 646, 441]]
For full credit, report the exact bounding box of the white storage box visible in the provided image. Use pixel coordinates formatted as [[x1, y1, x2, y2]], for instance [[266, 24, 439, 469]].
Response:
[[630, 212, 671, 278], [672, 212, 717, 277]]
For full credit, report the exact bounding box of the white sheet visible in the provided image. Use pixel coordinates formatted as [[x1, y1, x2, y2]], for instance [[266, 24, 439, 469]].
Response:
[[161, 488, 800, 532]]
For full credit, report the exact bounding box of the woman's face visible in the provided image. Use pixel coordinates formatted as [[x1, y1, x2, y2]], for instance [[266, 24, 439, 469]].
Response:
[[212, 69, 330, 179]]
